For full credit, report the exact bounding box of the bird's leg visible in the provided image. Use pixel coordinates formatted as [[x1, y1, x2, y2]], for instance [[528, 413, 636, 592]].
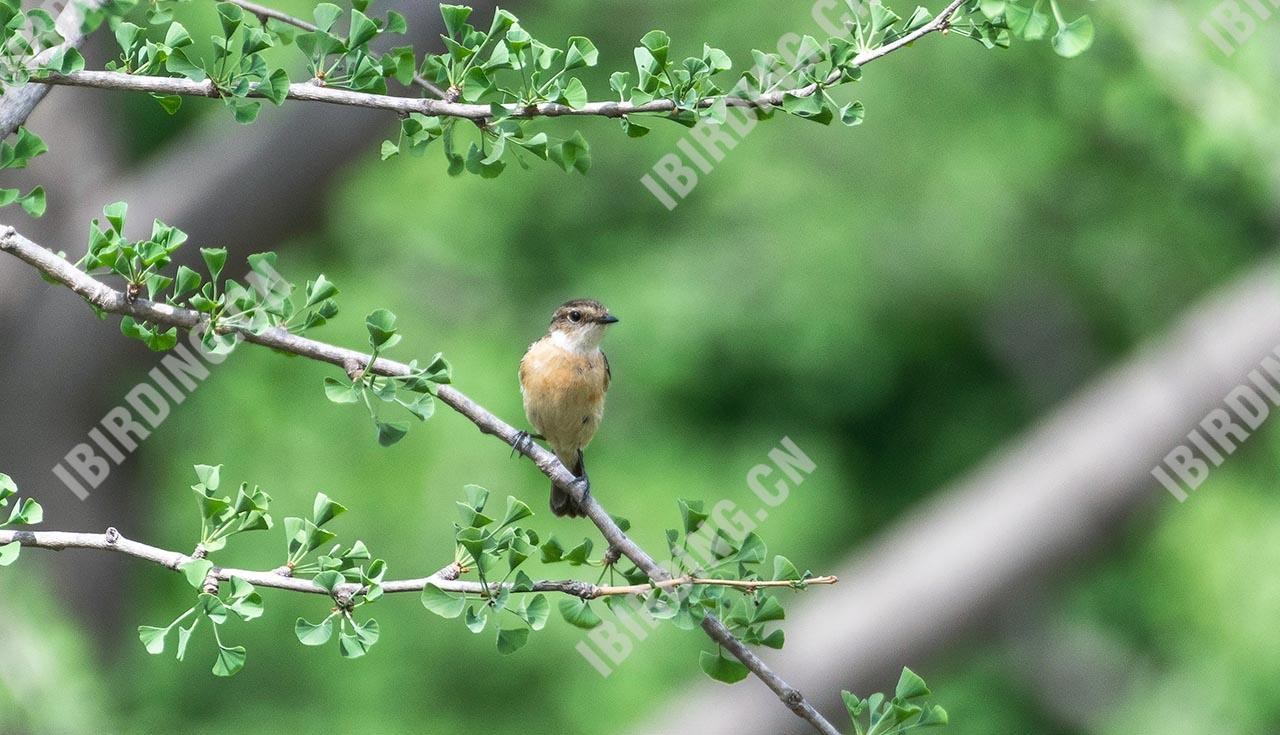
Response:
[[573, 449, 593, 508], [510, 430, 544, 458]]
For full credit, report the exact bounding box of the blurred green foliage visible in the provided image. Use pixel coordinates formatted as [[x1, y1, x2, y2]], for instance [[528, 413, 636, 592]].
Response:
[[3, 0, 1280, 733]]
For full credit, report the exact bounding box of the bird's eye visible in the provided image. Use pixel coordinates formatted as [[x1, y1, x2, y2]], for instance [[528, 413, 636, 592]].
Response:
[[568, 310, 582, 323]]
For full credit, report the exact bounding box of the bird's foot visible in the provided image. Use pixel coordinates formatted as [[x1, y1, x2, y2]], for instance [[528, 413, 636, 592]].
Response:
[[570, 476, 592, 513], [510, 431, 543, 458]]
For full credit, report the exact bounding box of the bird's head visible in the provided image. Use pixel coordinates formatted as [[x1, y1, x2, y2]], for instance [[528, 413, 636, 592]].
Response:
[[548, 299, 618, 352]]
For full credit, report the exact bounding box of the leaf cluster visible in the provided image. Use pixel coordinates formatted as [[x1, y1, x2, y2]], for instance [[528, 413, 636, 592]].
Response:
[[0, 127, 46, 216], [0, 473, 42, 565], [322, 308, 451, 445], [843, 668, 949, 735], [420, 485, 549, 655]]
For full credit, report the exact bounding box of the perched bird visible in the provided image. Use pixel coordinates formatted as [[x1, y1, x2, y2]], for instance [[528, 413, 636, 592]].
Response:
[[518, 299, 619, 517]]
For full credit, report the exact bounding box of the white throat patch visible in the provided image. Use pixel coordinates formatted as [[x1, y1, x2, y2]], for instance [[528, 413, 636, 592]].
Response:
[[550, 326, 603, 354]]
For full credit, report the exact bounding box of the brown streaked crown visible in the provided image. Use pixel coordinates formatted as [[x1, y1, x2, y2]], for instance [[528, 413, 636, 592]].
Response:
[[549, 299, 618, 329]]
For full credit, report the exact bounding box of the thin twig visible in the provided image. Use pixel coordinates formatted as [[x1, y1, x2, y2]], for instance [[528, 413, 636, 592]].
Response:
[[26, 1, 965, 126], [0, 225, 842, 735], [0, 529, 835, 600]]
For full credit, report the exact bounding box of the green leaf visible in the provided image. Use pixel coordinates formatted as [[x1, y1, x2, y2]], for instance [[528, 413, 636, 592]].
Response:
[[365, 308, 398, 349], [564, 36, 598, 70], [738, 532, 767, 564], [173, 265, 202, 299], [295, 616, 335, 645], [0, 541, 20, 566], [620, 116, 649, 138], [376, 421, 410, 447], [421, 582, 466, 618], [678, 498, 707, 534], [338, 618, 379, 658], [323, 376, 361, 404], [199, 593, 229, 624], [540, 536, 564, 563], [782, 91, 824, 118], [164, 21, 192, 48], [212, 644, 246, 676], [312, 570, 344, 593], [895, 667, 930, 700], [496, 625, 530, 655], [439, 4, 471, 37], [794, 35, 824, 65], [305, 274, 339, 307], [226, 578, 264, 620], [760, 629, 785, 649], [549, 131, 591, 174], [2, 496, 41, 527], [385, 11, 407, 34], [501, 496, 533, 527], [194, 464, 222, 491], [312, 493, 347, 526], [699, 650, 750, 683], [348, 9, 377, 47], [919, 704, 949, 727], [1052, 14, 1094, 58], [46, 46, 85, 74], [563, 538, 593, 565], [137, 625, 171, 654], [20, 187, 45, 218], [639, 29, 669, 65], [752, 595, 786, 624], [558, 598, 602, 629], [839, 101, 865, 127], [231, 100, 262, 124], [166, 48, 206, 81], [313, 3, 342, 32], [464, 605, 487, 633], [201, 247, 227, 280], [512, 570, 534, 592], [259, 68, 290, 106], [524, 593, 550, 630], [215, 2, 244, 37], [772, 555, 801, 581], [113, 21, 144, 56], [103, 201, 127, 234], [178, 558, 214, 589], [175, 619, 198, 660], [560, 77, 588, 109], [399, 393, 435, 421]]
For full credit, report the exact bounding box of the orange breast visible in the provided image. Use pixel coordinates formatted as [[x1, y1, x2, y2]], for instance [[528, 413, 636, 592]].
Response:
[[520, 339, 609, 457]]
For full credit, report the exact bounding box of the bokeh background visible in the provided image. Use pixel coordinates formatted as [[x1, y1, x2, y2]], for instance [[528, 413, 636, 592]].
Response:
[[2, 0, 1280, 733]]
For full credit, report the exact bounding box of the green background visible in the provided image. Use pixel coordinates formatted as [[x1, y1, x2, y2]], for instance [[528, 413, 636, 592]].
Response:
[[3, 0, 1280, 733]]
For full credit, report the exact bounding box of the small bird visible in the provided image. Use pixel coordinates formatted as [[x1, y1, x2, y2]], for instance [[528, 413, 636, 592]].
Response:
[[518, 299, 619, 517]]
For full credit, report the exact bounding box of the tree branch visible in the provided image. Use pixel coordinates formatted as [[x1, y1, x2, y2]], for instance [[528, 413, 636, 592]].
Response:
[[26, 0, 965, 125], [0, 528, 836, 600], [0, 224, 843, 735], [0, 0, 104, 138]]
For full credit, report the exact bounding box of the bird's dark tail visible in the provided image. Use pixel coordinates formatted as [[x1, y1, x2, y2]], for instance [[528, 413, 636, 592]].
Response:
[[550, 451, 587, 518]]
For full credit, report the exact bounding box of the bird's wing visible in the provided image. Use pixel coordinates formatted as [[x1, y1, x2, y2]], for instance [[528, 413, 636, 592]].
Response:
[[603, 350, 611, 391], [518, 344, 532, 395]]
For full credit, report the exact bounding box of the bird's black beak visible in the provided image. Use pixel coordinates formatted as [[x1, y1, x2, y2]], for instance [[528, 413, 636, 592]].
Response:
[[597, 315, 619, 325]]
